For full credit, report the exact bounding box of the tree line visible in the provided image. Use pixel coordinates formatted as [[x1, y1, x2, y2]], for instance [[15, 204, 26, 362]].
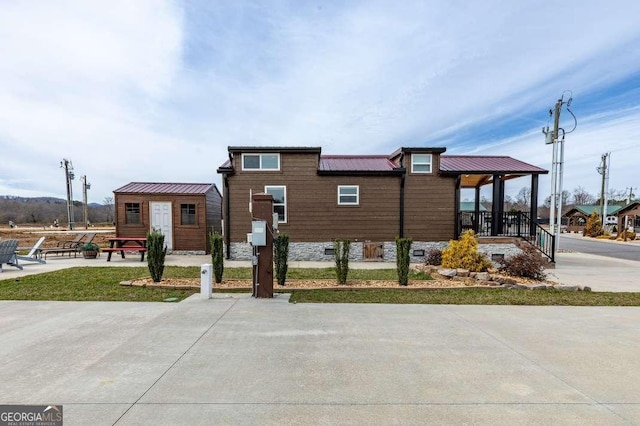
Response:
[[0, 196, 114, 226]]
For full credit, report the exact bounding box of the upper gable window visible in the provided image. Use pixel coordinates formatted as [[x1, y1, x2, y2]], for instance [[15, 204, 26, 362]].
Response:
[[411, 154, 432, 173], [242, 153, 280, 171]]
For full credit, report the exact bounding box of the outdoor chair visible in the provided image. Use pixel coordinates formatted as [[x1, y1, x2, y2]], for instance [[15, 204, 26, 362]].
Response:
[[41, 233, 88, 259], [0, 240, 22, 272], [16, 236, 46, 264]]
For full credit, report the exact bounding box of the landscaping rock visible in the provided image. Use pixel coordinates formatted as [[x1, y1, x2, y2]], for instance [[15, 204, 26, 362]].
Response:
[[556, 285, 580, 291], [582, 286, 592, 292], [475, 272, 490, 281], [497, 277, 517, 285], [438, 269, 457, 278], [531, 285, 549, 290], [469, 272, 477, 278], [456, 268, 470, 277], [452, 276, 468, 282]]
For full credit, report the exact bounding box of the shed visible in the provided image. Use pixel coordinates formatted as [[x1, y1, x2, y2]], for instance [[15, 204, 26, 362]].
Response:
[[113, 182, 222, 253]]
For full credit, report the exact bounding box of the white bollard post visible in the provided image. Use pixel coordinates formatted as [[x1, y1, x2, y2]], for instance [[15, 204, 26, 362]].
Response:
[[200, 264, 212, 299]]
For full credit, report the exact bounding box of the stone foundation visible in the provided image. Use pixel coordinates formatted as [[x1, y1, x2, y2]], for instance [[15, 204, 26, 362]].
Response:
[[227, 240, 523, 262]]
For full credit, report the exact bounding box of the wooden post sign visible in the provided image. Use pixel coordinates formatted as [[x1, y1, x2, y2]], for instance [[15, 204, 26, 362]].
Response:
[[251, 193, 274, 298]]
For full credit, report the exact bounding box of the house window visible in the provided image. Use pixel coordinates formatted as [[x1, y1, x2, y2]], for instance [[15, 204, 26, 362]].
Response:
[[181, 204, 196, 225], [125, 203, 141, 224], [242, 153, 280, 170], [338, 185, 359, 205], [411, 154, 432, 173], [265, 186, 287, 223]]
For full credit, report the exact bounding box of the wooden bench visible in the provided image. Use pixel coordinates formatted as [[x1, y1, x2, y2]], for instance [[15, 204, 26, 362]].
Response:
[[103, 246, 148, 262]]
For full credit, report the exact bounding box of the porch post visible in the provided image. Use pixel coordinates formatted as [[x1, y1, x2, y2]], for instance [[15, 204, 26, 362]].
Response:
[[454, 175, 461, 238], [491, 174, 500, 236], [530, 174, 538, 236], [474, 185, 481, 234], [498, 176, 505, 234]]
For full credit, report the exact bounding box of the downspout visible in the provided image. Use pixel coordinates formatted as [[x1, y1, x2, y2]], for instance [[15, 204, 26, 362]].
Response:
[[223, 174, 231, 259]]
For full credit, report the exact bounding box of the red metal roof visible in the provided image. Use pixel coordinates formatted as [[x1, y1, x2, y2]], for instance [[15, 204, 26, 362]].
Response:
[[319, 155, 398, 172], [114, 182, 214, 194], [440, 156, 547, 174]]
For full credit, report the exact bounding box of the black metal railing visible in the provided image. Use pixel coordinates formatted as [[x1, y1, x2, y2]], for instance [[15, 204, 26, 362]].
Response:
[[458, 211, 555, 262]]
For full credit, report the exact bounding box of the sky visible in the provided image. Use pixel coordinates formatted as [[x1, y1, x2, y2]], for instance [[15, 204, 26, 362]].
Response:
[[1, 0, 639, 205]]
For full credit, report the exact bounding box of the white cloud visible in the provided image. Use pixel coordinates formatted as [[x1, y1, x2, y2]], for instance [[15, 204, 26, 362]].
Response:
[[0, 0, 639, 203]]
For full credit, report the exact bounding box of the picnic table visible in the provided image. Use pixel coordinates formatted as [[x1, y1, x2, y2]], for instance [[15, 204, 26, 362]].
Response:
[[103, 237, 147, 262]]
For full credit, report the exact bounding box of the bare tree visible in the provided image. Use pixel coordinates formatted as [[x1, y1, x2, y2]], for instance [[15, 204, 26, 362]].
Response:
[[572, 186, 596, 205], [103, 196, 114, 223], [544, 191, 570, 208]]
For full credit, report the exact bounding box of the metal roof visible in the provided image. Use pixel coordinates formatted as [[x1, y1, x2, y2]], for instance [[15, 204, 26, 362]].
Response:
[[319, 156, 399, 172], [440, 156, 547, 174], [227, 146, 321, 154], [114, 182, 214, 194], [565, 205, 622, 216]]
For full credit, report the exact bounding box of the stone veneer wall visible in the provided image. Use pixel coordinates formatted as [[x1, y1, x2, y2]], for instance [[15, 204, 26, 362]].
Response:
[[228, 241, 522, 262]]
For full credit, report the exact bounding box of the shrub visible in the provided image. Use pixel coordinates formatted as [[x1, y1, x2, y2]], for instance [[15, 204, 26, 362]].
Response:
[[147, 229, 167, 283], [441, 230, 491, 272], [425, 248, 442, 266], [499, 245, 547, 281], [583, 211, 603, 237], [617, 230, 637, 241], [334, 239, 351, 284], [274, 233, 290, 286], [210, 231, 224, 283], [395, 237, 412, 286]]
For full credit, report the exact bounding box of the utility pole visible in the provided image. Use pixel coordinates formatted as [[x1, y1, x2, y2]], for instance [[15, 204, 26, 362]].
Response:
[[81, 175, 91, 229], [60, 159, 75, 230], [597, 153, 610, 221]]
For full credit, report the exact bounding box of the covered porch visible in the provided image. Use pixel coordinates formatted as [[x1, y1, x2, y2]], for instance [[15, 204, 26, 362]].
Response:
[[440, 155, 554, 260]]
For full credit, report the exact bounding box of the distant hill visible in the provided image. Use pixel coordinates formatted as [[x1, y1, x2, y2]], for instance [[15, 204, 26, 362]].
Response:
[[0, 196, 113, 224]]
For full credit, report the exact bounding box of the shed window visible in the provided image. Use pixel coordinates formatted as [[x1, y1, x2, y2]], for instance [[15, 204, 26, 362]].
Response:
[[181, 204, 196, 225], [338, 185, 359, 205], [125, 203, 141, 224], [242, 153, 280, 170], [265, 185, 287, 223], [411, 154, 432, 173]]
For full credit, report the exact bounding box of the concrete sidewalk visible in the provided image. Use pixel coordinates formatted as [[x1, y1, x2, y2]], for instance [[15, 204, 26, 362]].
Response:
[[0, 297, 638, 425]]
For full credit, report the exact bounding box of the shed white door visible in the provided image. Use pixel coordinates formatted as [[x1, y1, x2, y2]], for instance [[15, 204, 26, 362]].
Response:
[[150, 202, 173, 250]]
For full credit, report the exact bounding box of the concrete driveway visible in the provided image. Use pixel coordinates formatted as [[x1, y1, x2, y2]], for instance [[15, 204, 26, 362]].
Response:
[[1, 296, 639, 425]]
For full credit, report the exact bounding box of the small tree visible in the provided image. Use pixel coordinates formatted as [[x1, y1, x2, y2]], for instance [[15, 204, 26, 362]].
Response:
[[210, 231, 224, 283], [147, 229, 167, 283], [274, 233, 290, 286], [583, 211, 603, 237], [441, 230, 491, 272], [334, 239, 351, 284], [395, 237, 412, 286]]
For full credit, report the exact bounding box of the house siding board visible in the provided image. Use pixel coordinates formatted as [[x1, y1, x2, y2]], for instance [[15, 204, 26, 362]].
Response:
[[205, 185, 223, 233], [403, 153, 457, 241], [226, 152, 401, 242], [114, 192, 209, 252]]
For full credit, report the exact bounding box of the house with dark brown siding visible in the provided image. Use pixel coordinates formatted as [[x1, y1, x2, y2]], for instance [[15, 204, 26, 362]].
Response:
[[113, 182, 222, 254], [218, 147, 549, 261]]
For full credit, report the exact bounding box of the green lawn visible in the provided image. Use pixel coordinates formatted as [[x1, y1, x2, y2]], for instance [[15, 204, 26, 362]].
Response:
[[0, 267, 415, 302], [288, 288, 640, 306], [3, 267, 639, 306]]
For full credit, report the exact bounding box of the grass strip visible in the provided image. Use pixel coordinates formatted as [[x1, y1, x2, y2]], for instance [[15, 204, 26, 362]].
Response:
[[288, 288, 640, 306]]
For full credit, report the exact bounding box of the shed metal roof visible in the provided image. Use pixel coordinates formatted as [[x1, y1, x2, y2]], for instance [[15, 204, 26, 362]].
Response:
[[440, 156, 547, 174], [319, 156, 399, 172], [114, 182, 214, 195], [564, 205, 622, 217]]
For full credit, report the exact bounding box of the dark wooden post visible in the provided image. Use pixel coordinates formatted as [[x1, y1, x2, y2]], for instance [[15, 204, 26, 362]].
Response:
[[498, 177, 505, 234], [474, 185, 481, 234], [491, 175, 500, 236], [530, 174, 539, 236], [454, 176, 461, 238], [252, 193, 274, 298]]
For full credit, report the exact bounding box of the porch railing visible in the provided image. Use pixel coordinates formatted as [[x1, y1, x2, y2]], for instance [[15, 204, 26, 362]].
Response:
[[459, 211, 555, 262]]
